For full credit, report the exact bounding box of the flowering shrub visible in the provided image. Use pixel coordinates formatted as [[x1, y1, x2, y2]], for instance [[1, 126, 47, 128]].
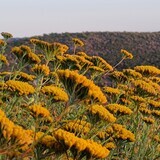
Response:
[[0, 32, 160, 159]]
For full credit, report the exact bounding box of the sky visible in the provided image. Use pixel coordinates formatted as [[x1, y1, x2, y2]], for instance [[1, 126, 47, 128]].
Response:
[[0, 0, 160, 38]]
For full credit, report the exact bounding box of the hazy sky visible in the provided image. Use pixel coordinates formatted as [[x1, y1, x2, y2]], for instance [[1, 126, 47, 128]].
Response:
[[0, 0, 160, 37]]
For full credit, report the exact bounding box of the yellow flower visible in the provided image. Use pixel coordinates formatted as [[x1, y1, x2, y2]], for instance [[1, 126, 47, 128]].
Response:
[[139, 108, 152, 115], [6, 80, 35, 95], [54, 129, 77, 148], [50, 42, 69, 55], [89, 104, 116, 122], [54, 129, 110, 158], [16, 72, 36, 81], [148, 100, 160, 108], [134, 65, 160, 76], [30, 38, 68, 55], [121, 49, 133, 59], [0, 54, 9, 65], [0, 109, 33, 150], [41, 85, 69, 102], [29, 104, 52, 122], [123, 69, 142, 79], [106, 104, 133, 115], [103, 86, 121, 95], [57, 69, 107, 104], [31, 64, 50, 76], [72, 38, 84, 47], [152, 110, 160, 117], [0, 111, 14, 140], [0, 39, 6, 46], [110, 124, 135, 142], [89, 66, 105, 73], [111, 71, 127, 82], [86, 140, 110, 158], [76, 51, 92, 60], [153, 135, 160, 143], [130, 95, 145, 103], [149, 77, 160, 83], [132, 79, 157, 95], [62, 54, 80, 70], [36, 132, 56, 147], [64, 121, 90, 134], [12, 45, 41, 64], [91, 56, 113, 71], [105, 142, 116, 150], [12, 125, 33, 151], [142, 117, 155, 124], [74, 55, 93, 65], [1, 32, 13, 39]]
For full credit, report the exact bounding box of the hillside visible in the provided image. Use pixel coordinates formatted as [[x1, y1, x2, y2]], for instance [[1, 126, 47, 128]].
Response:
[[7, 31, 160, 69]]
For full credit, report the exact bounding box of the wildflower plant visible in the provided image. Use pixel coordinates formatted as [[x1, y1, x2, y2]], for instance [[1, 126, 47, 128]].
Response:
[[0, 33, 159, 160]]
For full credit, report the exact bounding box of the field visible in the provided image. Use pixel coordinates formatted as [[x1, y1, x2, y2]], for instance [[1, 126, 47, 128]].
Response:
[[0, 32, 160, 160]]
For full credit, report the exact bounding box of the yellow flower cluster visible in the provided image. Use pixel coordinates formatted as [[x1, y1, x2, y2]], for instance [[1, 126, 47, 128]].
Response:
[[0, 109, 33, 150], [51, 42, 69, 55], [1, 32, 13, 39], [142, 117, 155, 124], [105, 142, 116, 150], [54, 129, 110, 158], [0, 39, 6, 46], [148, 100, 160, 108], [121, 49, 133, 59], [97, 123, 135, 142], [29, 104, 52, 122], [139, 108, 152, 115], [73, 55, 93, 66], [12, 45, 41, 64], [106, 104, 133, 115], [30, 38, 68, 55], [76, 51, 92, 60], [31, 64, 50, 76], [91, 56, 113, 71], [86, 139, 110, 158], [103, 86, 121, 95], [16, 72, 36, 81], [130, 95, 145, 103], [149, 77, 160, 83], [58, 54, 93, 70], [111, 124, 135, 141], [35, 132, 56, 147], [153, 135, 160, 143], [123, 69, 142, 79], [72, 38, 84, 47], [107, 124, 135, 142], [61, 54, 80, 69], [57, 69, 107, 103], [0, 54, 9, 65], [64, 120, 91, 134], [89, 104, 116, 122], [89, 66, 105, 73], [151, 110, 160, 117], [41, 85, 69, 102], [112, 71, 127, 82], [132, 80, 157, 95], [6, 80, 35, 95], [134, 65, 160, 76]]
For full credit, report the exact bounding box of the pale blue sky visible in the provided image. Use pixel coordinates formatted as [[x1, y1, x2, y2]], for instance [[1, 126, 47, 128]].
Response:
[[0, 0, 160, 37]]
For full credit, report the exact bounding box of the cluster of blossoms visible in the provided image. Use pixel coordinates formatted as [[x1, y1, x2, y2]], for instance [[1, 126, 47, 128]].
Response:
[[57, 69, 107, 104], [41, 85, 69, 102], [5, 80, 35, 95], [12, 45, 41, 64]]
